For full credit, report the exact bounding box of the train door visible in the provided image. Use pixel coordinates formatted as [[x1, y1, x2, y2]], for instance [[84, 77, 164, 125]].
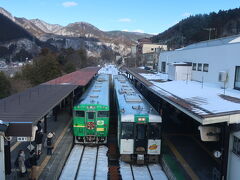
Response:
[[86, 111, 96, 138], [135, 124, 147, 155]]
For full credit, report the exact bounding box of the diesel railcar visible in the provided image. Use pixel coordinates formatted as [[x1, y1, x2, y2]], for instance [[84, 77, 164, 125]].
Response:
[[72, 74, 110, 144], [114, 75, 162, 164]]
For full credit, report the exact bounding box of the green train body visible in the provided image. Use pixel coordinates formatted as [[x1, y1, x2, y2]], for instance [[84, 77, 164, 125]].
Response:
[[72, 74, 110, 144]]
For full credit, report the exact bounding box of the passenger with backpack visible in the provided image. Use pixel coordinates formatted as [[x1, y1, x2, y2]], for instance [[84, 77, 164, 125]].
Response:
[[44, 132, 55, 155]]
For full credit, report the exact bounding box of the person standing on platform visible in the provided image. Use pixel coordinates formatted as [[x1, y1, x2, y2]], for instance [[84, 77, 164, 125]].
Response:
[[36, 121, 42, 133], [17, 150, 27, 177], [29, 150, 39, 180], [35, 130, 44, 155], [45, 132, 55, 155]]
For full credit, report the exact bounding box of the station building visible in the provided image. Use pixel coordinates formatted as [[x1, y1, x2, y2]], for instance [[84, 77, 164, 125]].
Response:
[[157, 35, 240, 180]]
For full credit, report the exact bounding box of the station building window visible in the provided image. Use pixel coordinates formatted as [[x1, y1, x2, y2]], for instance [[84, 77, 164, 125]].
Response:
[[233, 136, 240, 156], [203, 64, 209, 72], [197, 63, 202, 71], [192, 63, 197, 70], [234, 66, 240, 90]]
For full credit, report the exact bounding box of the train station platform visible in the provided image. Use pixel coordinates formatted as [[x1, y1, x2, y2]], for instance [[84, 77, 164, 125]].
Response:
[[121, 67, 239, 180], [0, 67, 100, 137], [0, 67, 100, 179], [6, 107, 73, 180]]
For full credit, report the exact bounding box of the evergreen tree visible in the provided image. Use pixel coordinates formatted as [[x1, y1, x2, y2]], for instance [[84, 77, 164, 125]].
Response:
[[0, 72, 11, 99], [22, 53, 62, 86]]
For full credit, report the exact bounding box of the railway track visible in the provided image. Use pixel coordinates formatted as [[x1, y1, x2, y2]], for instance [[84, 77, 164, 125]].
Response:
[[59, 145, 108, 180], [120, 161, 168, 180]]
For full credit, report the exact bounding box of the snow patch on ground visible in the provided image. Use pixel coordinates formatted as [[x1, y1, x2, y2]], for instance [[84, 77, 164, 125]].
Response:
[[98, 64, 118, 75]]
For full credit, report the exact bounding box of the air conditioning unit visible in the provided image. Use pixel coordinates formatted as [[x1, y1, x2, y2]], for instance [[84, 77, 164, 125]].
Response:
[[198, 126, 221, 142], [218, 71, 228, 82]]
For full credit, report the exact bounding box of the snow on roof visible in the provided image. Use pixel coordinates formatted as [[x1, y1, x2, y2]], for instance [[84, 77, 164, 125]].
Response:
[[178, 34, 240, 51], [139, 72, 240, 125], [151, 80, 240, 114], [139, 73, 168, 81]]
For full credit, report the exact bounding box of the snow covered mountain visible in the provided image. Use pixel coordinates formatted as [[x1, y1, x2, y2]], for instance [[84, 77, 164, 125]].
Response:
[[0, 7, 15, 22], [30, 19, 62, 34], [0, 7, 152, 57]]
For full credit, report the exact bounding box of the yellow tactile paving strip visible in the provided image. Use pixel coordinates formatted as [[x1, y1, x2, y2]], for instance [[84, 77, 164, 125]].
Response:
[[37, 120, 72, 179]]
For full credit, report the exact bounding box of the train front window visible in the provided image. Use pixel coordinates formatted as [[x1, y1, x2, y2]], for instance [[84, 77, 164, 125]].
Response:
[[75, 111, 85, 117], [136, 124, 146, 140], [87, 112, 95, 119], [98, 111, 109, 118], [148, 123, 161, 139], [121, 123, 134, 139]]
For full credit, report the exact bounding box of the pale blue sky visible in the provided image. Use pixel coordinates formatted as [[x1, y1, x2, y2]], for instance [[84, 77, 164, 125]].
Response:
[[0, 0, 239, 34]]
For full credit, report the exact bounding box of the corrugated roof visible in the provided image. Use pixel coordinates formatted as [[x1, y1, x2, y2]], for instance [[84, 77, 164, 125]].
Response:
[[45, 67, 100, 86]]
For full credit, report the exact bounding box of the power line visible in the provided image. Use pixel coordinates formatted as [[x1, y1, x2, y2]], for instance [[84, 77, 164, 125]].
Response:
[[203, 28, 216, 40]]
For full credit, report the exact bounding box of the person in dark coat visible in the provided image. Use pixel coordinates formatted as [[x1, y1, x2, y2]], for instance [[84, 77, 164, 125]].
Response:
[[36, 121, 42, 133], [28, 150, 39, 180], [35, 130, 44, 155]]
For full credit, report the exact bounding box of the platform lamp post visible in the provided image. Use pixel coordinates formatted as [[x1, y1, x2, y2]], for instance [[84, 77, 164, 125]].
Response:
[[0, 120, 9, 180]]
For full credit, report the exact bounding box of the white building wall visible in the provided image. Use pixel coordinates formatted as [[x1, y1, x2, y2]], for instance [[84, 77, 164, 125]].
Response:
[[227, 132, 240, 180], [159, 42, 240, 89], [168, 65, 175, 80], [168, 66, 192, 81], [176, 66, 192, 81]]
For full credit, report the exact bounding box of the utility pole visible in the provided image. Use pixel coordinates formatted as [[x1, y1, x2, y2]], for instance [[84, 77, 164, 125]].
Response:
[[203, 28, 216, 40]]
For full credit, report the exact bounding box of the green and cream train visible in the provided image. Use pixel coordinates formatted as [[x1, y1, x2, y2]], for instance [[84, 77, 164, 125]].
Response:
[[72, 74, 110, 144], [114, 75, 162, 164]]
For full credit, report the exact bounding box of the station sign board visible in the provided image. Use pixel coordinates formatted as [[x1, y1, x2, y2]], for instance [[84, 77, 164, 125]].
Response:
[[17, 137, 28, 142]]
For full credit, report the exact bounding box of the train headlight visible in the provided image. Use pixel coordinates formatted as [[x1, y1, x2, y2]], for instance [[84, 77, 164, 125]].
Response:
[[88, 106, 95, 109], [138, 117, 146, 121]]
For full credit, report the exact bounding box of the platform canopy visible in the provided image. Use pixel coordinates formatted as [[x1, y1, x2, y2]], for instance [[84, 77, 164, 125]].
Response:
[[124, 67, 240, 125], [45, 67, 100, 86], [0, 67, 100, 136]]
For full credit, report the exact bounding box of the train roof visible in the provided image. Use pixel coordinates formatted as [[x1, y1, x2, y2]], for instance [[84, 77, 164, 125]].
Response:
[[114, 75, 161, 121], [75, 74, 110, 107]]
